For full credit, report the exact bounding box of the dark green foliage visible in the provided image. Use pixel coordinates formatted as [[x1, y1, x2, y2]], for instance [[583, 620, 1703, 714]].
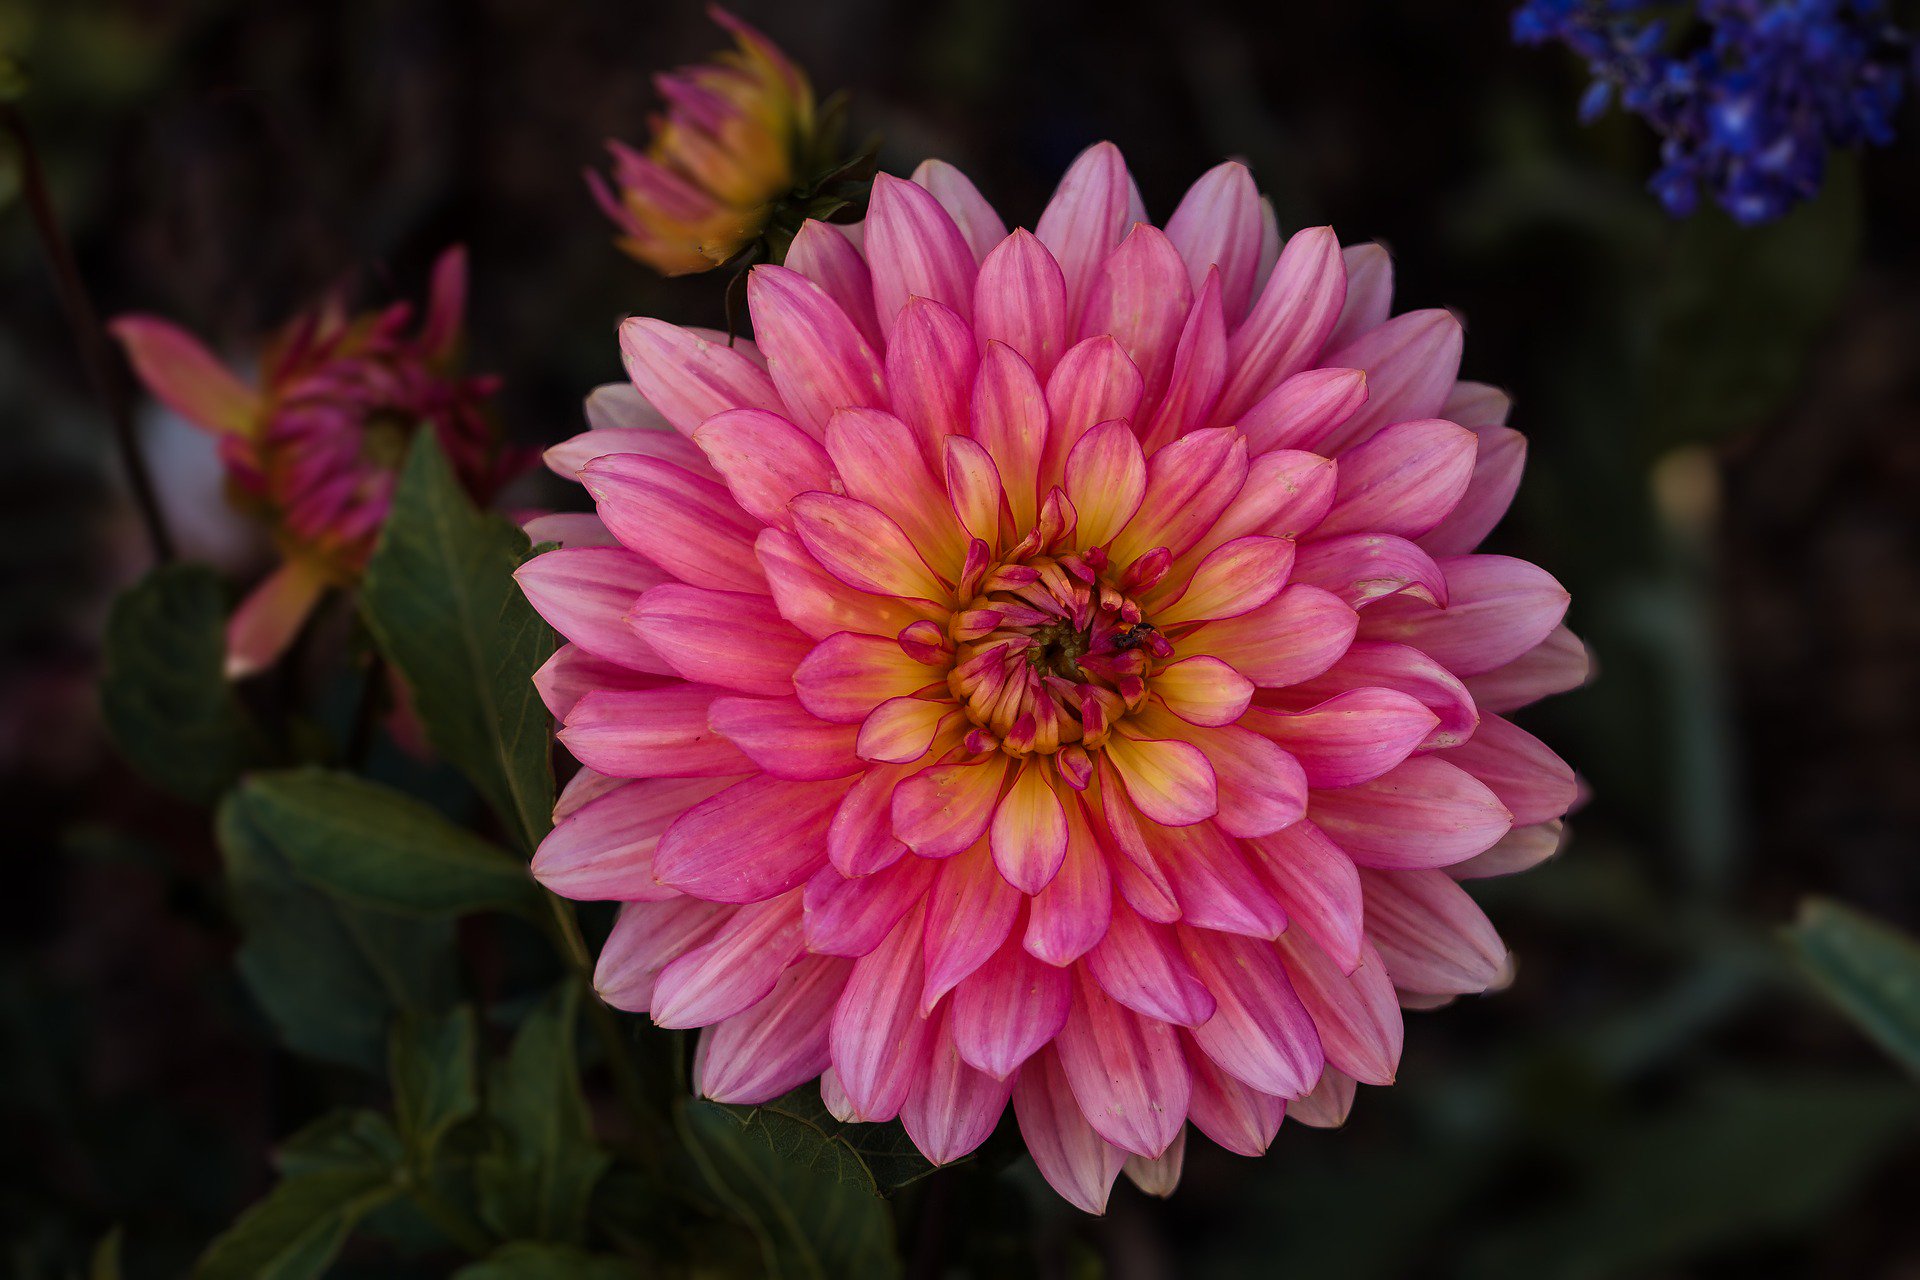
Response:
[[1788, 898, 1920, 1080]]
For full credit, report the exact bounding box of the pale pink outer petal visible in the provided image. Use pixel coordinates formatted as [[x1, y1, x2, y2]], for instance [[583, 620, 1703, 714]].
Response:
[[1245, 688, 1440, 789], [534, 644, 661, 720], [1316, 419, 1478, 540], [954, 927, 1072, 1077], [696, 955, 852, 1104], [785, 220, 882, 351], [1359, 868, 1508, 995], [523, 512, 619, 549], [1185, 1035, 1286, 1156], [582, 454, 768, 594], [1276, 933, 1403, 1086], [910, 158, 1009, 264], [1165, 160, 1266, 322], [631, 583, 811, 696], [830, 902, 938, 1121], [1287, 1066, 1357, 1129], [902, 1008, 1016, 1164], [1178, 925, 1324, 1098], [1444, 713, 1578, 827], [1237, 366, 1369, 455], [1217, 226, 1347, 424], [559, 686, 754, 779], [110, 315, 261, 436], [1055, 965, 1191, 1158], [1013, 1046, 1128, 1214], [1243, 819, 1366, 972], [594, 898, 727, 1012], [1035, 141, 1148, 323], [1316, 309, 1464, 455], [1123, 1129, 1187, 1198], [544, 427, 716, 484], [532, 776, 732, 900], [1141, 269, 1229, 450], [1309, 755, 1512, 870], [1359, 554, 1571, 677], [584, 382, 673, 434], [650, 892, 805, 1028], [1326, 242, 1393, 350], [1449, 818, 1565, 880], [974, 228, 1071, 378], [618, 317, 782, 435], [652, 774, 853, 903], [1150, 818, 1290, 938], [1463, 624, 1591, 713], [1110, 428, 1248, 565], [866, 172, 978, 335], [1418, 425, 1527, 557], [746, 264, 889, 437]]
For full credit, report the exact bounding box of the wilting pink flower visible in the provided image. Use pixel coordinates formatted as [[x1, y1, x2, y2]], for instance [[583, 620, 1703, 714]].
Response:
[[522, 144, 1585, 1211], [114, 247, 527, 676], [588, 8, 856, 275]]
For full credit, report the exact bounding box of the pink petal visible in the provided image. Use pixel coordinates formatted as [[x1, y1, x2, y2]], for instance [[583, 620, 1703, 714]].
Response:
[[1184, 584, 1358, 689], [1325, 242, 1393, 350], [1152, 535, 1296, 626], [1310, 755, 1511, 870], [1317, 309, 1464, 454], [1463, 624, 1590, 713], [225, 560, 327, 679], [630, 584, 809, 695], [893, 758, 1010, 856], [923, 840, 1020, 1010], [1185, 1036, 1286, 1156], [691, 408, 839, 531], [1013, 1046, 1128, 1214], [651, 893, 805, 1028], [803, 853, 939, 957], [954, 929, 1072, 1077], [757, 528, 937, 640], [974, 229, 1070, 379], [827, 763, 914, 877], [1087, 897, 1217, 1026], [584, 381, 672, 434], [1276, 933, 1402, 1086], [1266, 640, 1479, 750], [594, 897, 727, 1012], [991, 759, 1069, 893], [826, 408, 966, 573], [1247, 688, 1440, 789], [582, 455, 767, 594], [789, 492, 949, 602], [1149, 819, 1290, 938], [885, 298, 978, 463], [793, 632, 935, 724], [1123, 1129, 1186, 1198], [1449, 818, 1564, 880], [1165, 160, 1266, 323], [110, 315, 260, 436], [544, 427, 716, 485], [708, 696, 862, 780], [1064, 420, 1147, 548], [559, 686, 753, 778], [1077, 224, 1193, 410], [523, 512, 619, 549], [1316, 419, 1478, 540], [653, 774, 853, 903], [1172, 721, 1308, 838], [618, 317, 782, 435], [969, 342, 1052, 533], [1041, 335, 1145, 490], [1444, 713, 1578, 826], [1103, 732, 1218, 827], [785, 220, 882, 350], [1217, 226, 1347, 424], [1179, 926, 1324, 1097], [1359, 868, 1507, 995], [1025, 792, 1115, 966], [1035, 141, 1147, 323], [1293, 534, 1448, 611], [1238, 366, 1369, 455], [944, 434, 1006, 547], [830, 902, 938, 1121], [902, 1010, 1016, 1164], [696, 955, 852, 1103], [1418, 426, 1526, 556], [747, 264, 888, 438], [1141, 269, 1230, 450], [1242, 820, 1365, 972], [1443, 380, 1513, 429], [866, 172, 977, 336], [1287, 1066, 1356, 1129], [1055, 966, 1191, 1158], [533, 644, 663, 720], [1110, 428, 1248, 566], [1153, 656, 1254, 727], [533, 775, 731, 900], [1180, 449, 1336, 561], [910, 159, 1009, 263], [1358, 554, 1571, 677], [856, 696, 954, 764]]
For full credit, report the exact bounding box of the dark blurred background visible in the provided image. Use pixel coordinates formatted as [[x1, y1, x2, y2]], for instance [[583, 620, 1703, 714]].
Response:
[[5, 1, 1919, 1276]]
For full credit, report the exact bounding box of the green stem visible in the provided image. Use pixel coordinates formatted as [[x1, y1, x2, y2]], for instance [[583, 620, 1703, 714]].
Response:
[[404, 1173, 495, 1257], [542, 890, 672, 1171], [3, 104, 175, 564]]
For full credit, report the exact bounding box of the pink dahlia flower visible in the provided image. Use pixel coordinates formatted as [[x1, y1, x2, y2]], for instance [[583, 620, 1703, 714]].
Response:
[[113, 247, 529, 676], [521, 144, 1586, 1212]]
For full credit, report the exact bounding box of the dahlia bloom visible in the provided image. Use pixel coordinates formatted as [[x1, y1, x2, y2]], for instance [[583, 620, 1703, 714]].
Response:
[[521, 144, 1586, 1211], [589, 8, 855, 275], [113, 248, 526, 676]]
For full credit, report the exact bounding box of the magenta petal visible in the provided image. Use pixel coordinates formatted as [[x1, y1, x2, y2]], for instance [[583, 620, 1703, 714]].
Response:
[[696, 955, 852, 1104], [803, 853, 938, 957], [1276, 932, 1402, 1086], [1013, 1046, 1128, 1215], [1248, 688, 1440, 789], [707, 696, 862, 780], [1310, 755, 1512, 870], [1418, 425, 1526, 557], [1179, 926, 1324, 1098], [651, 893, 805, 1028], [1242, 819, 1366, 972], [827, 408, 965, 573], [1317, 309, 1464, 454], [691, 407, 839, 531], [533, 644, 662, 720], [1112, 427, 1248, 565], [1185, 584, 1358, 689], [618, 317, 782, 435], [1326, 242, 1393, 350], [866, 172, 978, 336], [1292, 534, 1448, 611], [892, 758, 1008, 856], [1024, 793, 1115, 966], [1055, 966, 1191, 1158], [970, 342, 1052, 533], [954, 929, 1072, 1077], [975, 229, 1071, 379], [1218, 226, 1347, 424], [1150, 819, 1290, 938], [1078, 224, 1193, 411], [1359, 868, 1507, 995], [545, 426, 714, 484], [653, 774, 853, 903], [594, 897, 727, 1012], [1141, 269, 1230, 449], [826, 762, 913, 877], [757, 528, 936, 640], [582, 454, 768, 594], [1464, 624, 1590, 713], [559, 686, 753, 779], [1035, 140, 1148, 323], [747, 264, 889, 438], [1268, 639, 1480, 751], [533, 775, 731, 900], [903, 1010, 1016, 1164], [1238, 366, 1370, 455], [1316, 419, 1479, 540], [1358, 554, 1571, 677], [630, 584, 810, 696], [830, 902, 938, 1121], [785, 220, 882, 350], [885, 298, 979, 463], [1165, 160, 1266, 322], [1185, 1035, 1286, 1156], [1041, 335, 1145, 489], [1087, 897, 1218, 1026], [1444, 713, 1578, 826], [923, 841, 1020, 1012]]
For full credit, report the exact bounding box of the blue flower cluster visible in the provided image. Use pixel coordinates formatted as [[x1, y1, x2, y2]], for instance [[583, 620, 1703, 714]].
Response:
[[1513, 0, 1912, 223]]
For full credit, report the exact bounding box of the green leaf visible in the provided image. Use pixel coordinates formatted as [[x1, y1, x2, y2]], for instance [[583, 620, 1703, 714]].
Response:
[[453, 1242, 645, 1279], [724, 1084, 938, 1196], [361, 433, 555, 851], [193, 1163, 400, 1280], [277, 1109, 406, 1177], [475, 982, 611, 1244], [217, 791, 456, 1071], [392, 1006, 482, 1165], [100, 564, 265, 803], [681, 1099, 901, 1280], [1786, 897, 1920, 1080], [227, 769, 542, 917]]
